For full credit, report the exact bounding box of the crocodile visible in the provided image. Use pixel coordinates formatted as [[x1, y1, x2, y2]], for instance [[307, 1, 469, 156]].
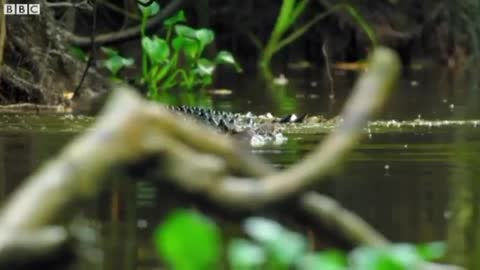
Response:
[[165, 105, 309, 146], [71, 89, 315, 146]]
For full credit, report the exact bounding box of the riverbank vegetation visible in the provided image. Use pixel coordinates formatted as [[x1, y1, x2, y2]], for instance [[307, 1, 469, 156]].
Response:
[[0, 0, 478, 106]]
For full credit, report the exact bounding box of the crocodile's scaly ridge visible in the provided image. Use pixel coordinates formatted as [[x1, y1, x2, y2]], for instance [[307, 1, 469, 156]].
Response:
[[165, 105, 306, 146]]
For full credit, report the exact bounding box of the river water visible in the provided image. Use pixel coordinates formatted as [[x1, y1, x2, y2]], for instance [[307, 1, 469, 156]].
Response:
[[0, 66, 477, 268]]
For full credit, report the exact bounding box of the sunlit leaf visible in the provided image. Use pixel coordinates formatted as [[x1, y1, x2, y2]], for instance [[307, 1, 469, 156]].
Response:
[[138, 0, 160, 17], [389, 244, 423, 269], [103, 54, 133, 76], [175, 25, 196, 38], [215, 50, 242, 72], [164, 10, 186, 26], [154, 210, 221, 270], [244, 217, 307, 267], [416, 242, 446, 261], [244, 217, 284, 244], [350, 245, 421, 270], [196, 58, 215, 76], [172, 36, 199, 59], [122, 57, 134, 67], [195, 28, 215, 48], [142, 36, 170, 63], [101, 46, 119, 58], [350, 247, 394, 270], [299, 250, 347, 270], [228, 239, 265, 270], [268, 231, 307, 266]]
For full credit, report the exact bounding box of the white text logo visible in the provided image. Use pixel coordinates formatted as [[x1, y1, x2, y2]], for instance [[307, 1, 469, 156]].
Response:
[[4, 4, 41, 15]]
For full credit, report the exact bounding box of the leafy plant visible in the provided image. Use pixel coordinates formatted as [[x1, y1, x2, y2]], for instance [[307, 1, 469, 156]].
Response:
[[100, 47, 134, 80], [154, 210, 446, 270], [137, 2, 242, 100], [257, 0, 376, 79], [154, 210, 221, 270]]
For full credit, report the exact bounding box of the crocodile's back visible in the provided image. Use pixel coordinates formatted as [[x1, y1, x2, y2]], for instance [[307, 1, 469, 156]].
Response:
[[165, 105, 308, 146]]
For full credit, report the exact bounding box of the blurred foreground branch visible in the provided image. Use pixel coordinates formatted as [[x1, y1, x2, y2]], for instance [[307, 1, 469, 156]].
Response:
[[0, 48, 400, 230]]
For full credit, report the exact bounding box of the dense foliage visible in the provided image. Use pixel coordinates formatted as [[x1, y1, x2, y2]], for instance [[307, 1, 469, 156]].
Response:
[[154, 210, 445, 270]]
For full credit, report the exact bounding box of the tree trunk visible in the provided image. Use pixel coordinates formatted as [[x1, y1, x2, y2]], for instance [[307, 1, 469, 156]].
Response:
[[0, 0, 108, 105]]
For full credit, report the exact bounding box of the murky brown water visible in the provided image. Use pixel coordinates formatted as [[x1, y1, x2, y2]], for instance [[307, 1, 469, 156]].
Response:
[[0, 66, 478, 268]]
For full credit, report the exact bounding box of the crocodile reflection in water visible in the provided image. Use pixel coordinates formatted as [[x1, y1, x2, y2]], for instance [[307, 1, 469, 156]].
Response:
[[166, 105, 310, 147]]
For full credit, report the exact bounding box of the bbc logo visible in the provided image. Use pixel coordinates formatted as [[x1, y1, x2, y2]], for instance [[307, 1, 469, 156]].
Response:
[[4, 4, 41, 15]]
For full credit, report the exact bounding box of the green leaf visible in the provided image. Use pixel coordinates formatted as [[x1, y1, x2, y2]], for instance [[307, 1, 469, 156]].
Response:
[[175, 25, 197, 38], [122, 57, 134, 67], [200, 75, 212, 86], [342, 4, 378, 47], [299, 250, 347, 270], [172, 36, 199, 59], [196, 58, 215, 76], [389, 244, 424, 269], [142, 36, 170, 63], [268, 231, 307, 266], [101, 46, 119, 58], [244, 217, 284, 244], [164, 10, 186, 26], [416, 242, 446, 261], [194, 28, 215, 48], [154, 210, 221, 270], [350, 245, 427, 270], [350, 247, 402, 270], [103, 54, 133, 76], [244, 217, 307, 267], [138, 0, 160, 17], [215, 51, 242, 72], [69, 46, 88, 62], [228, 239, 265, 270]]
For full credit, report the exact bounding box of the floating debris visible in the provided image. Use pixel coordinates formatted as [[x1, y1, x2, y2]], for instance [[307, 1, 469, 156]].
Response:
[[369, 119, 480, 129], [208, 88, 233, 95], [137, 219, 148, 229], [273, 74, 289, 85]]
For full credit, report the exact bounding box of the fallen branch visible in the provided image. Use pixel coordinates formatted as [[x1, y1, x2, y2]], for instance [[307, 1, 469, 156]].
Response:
[[302, 192, 389, 247], [0, 47, 398, 224]]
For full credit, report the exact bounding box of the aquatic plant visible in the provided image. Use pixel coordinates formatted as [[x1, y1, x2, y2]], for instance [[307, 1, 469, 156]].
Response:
[[100, 47, 134, 81], [258, 1, 377, 79], [154, 210, 445, 270], [138, 1, 241, 100]]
